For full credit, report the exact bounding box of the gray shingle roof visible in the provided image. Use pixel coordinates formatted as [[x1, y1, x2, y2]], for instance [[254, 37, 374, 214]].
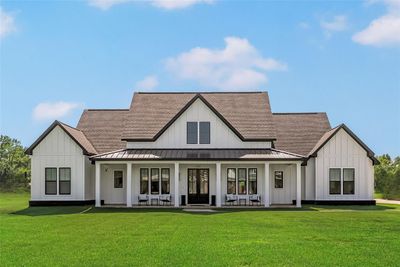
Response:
[[273, 112, 331, 156], [122, 92, 277, 141]]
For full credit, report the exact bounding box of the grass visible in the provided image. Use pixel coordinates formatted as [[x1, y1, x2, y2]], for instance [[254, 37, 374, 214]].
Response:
[[1, 193, 399, 266]]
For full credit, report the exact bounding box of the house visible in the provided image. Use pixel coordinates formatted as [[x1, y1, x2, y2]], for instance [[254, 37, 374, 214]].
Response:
[[26, 92, 378, 207]]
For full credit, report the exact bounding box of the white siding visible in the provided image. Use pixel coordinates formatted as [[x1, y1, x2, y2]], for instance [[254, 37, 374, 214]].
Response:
[[315, 128, 374, 200], [305, 158, 316, 200], [127, 99, 272, 149], [84, 158, 94, 200], [270, 164, 296, 204], [31, 126, 85, 201]]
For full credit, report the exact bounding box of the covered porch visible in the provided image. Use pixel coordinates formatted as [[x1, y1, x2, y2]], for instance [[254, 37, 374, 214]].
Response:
[[91, 149, 305, 208]]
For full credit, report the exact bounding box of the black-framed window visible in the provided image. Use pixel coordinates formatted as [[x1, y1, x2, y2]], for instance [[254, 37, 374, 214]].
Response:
[[187, 122, 198, 144], [140, 168, 149, 194], [161, 168, 170, 194], [343, 168, 355, 195], [227, 168, 236, 194], [274, 171, 283, 189], [113, 170, 123, 188], [45, 168, 57, 195], [329, 168, 341, 194], [248, 168, 257, 194], [238, 168, 247, 195], [199, 122, 210, 144], [59, 168, 71, 194], [151, 168, 160, 194]]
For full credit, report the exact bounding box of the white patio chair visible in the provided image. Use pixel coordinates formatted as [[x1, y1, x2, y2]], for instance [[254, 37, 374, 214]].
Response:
[[225, 194, 238, 206], [138, 194, 149, 206], [249, 194, 261, 206]]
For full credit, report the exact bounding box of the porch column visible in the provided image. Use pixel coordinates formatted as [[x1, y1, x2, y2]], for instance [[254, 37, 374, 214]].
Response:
[[126, 162, 132, 207], [174, 162, 179, 207], [264, 162, 270, 207], [216, 162, 221, 207], [95, 161, 101, 207], [296, 162, 302, 208]]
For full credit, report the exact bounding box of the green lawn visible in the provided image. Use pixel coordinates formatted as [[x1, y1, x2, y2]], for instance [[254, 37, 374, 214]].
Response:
[[1, 193, 399, 266]]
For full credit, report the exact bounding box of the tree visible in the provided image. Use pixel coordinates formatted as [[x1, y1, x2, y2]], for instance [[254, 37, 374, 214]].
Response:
[[0, 135, 31, 190], [374, 154, 400, 200]]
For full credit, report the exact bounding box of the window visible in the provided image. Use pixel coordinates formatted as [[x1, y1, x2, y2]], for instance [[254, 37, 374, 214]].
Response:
[[227, 168, 236, 194], [59, 168, 71, 194], [329, 168, 341, 194], [113, 170, 123, 188], [343, 168, 355, 194], [45, 168, 57, 195], [161, 168, 170, 194], [187, 122, 198, 144], [248, 168, 257, 194], [140, 168, 149, 194], [199, 122, 210, 144], [274, 171, 283, 189], [238, 168, 247, 195], [151, 168, 160, 194]]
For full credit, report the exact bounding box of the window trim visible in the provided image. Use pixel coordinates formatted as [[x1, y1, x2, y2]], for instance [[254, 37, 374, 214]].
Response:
[[227, 168, 237, 195], [140, 168, 149, 194], [199, 121, 211, 144], [45, 167, 57, 195], [187, 121, 198, 144], [248, 168, 257, 194], [113, 169, 124, 189], [274, 170, 284, 189], [329, 168, 342, 195], [150, 168, 160, 195], [343, 168, 355, 195], [59, 167, 71, 195], [237, 168, 247, 195], [161, 168, 170, 195]]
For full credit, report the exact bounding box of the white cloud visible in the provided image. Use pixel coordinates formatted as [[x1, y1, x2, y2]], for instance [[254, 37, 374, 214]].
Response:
[[0, 7, 16, 39], [33, 102, 80, 121], [321, 15, 348, 32], [352, 0, 400, 46], [135, 75, 159, 90], [88, 0, 213, 10], [298, 22, 310, 30], [165, 37, 287, 91]]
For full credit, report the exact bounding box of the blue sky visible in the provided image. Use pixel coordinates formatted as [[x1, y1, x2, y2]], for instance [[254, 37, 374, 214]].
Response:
[[1, 0, 399, 156]]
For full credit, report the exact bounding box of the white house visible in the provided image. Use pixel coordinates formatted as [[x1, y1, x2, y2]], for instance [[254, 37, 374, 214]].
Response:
[[26, 92, 378, 207]]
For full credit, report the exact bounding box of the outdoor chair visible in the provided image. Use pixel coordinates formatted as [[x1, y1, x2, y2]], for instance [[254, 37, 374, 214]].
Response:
[[225, 194, 238, 206], [138, 194, 149, 206], [249, 194, 261, 206], [160, 195, 171, 206]]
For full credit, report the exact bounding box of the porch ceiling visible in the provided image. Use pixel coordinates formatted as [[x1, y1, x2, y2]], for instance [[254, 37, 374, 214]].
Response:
[[90, 148, 305, 161]]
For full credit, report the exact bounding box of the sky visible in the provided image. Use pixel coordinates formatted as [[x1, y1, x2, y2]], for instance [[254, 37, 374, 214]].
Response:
[[0, 0, 399, 156]]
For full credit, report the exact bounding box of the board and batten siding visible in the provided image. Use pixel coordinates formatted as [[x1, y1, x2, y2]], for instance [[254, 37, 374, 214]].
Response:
[[30, 126, 86, 201], [315, 128, 374, 200], [127, 99, 272, 149]]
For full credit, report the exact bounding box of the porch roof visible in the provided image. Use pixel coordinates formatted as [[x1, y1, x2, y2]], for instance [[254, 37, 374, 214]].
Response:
[[90, 148, 305, 161]]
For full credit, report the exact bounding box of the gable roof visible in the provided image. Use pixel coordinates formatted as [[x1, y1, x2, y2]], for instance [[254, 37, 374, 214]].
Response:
[[76, 109, 129, 154], [122, 92, 277, 142], [309, 123, 379, 165], [272, 112, 331, 156], [26, 120, 97, 155]]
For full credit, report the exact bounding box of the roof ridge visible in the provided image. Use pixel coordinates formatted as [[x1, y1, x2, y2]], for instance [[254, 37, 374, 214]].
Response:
[[85, 109, 130, 111], [272, 112, 326, 115], [136, 91, 265, 94]]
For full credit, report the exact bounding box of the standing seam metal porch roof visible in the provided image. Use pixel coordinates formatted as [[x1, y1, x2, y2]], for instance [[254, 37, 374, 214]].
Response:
[[90, 148, 305, 161]]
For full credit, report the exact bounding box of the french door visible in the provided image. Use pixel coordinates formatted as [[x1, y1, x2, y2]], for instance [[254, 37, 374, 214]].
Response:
[[187, 169, 209, 204]]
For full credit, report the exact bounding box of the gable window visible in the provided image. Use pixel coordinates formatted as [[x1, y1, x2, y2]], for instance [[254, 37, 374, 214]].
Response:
[[248, 168, 257, 194], [140, 168, 149, 194], [343, 168, 355, 195], [45, 168, 57, 195], [59, 168, 71, 194], [238, 168, 247, 195], [187, 122, 198, 144], [113, 170, 123, 188], [274, 171, 283, 189], [161, 168, 170, 194], [151, 168, 160, 194], [199, 122, 210, 144], [329, 168, 341, 194], [227, 168, 236, 194]]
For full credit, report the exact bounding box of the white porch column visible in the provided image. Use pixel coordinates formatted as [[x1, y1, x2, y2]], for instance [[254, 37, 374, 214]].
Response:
[[95, 161, 101, 207], [126, 162, 132, 207], [296, 162, 302, 208], [216, 162, 221, 207], [174, 162, 179, 207], [264, 162, 270, 207]]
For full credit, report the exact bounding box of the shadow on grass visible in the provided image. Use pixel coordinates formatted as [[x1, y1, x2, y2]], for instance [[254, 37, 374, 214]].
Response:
[[12, 204, 397, 216]]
